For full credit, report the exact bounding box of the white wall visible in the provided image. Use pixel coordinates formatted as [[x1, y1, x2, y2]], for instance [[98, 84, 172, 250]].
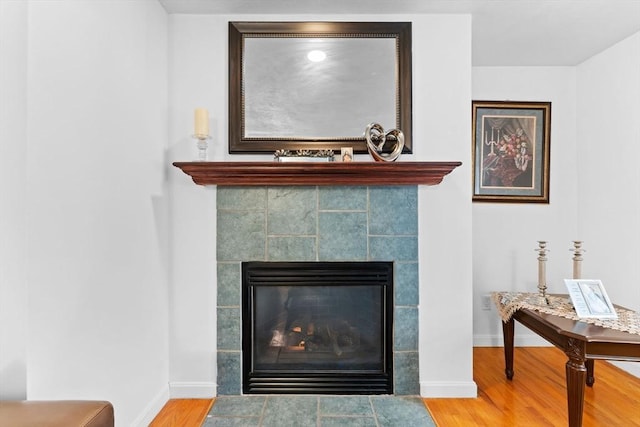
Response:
[[576, 31, 640, 307], [576, 31, 640, 377], [472, 67, 579, 346], [0, 1, 171, 425], [166, 15, 221, 398], [0, 0, 28, 400], [417, 15, 475, 397], [168, 14, 476, 398]]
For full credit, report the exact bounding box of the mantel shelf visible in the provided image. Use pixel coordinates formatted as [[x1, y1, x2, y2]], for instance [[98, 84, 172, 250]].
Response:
[[172, 161, 462, 186]]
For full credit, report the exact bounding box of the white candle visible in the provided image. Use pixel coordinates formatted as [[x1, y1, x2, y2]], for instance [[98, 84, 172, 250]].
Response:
[[194, 108, 209, 137]]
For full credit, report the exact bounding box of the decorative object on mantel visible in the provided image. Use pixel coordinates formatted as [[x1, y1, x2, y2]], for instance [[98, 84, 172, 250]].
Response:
[[534, 241, 549, 305], [172, 161, 461, 187], [340, 147, 353, 162], [364, 123, 404, 162], [193, 108, 212, 161], [274, 149, 335, 162]]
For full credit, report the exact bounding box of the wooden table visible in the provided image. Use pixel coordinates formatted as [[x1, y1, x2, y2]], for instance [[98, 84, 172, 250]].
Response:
[[502, 303, 640, 427]]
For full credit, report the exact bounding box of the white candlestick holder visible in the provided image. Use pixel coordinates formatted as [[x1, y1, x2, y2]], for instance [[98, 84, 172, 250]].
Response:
[[193, 134, 212, 161], [571, 241, 585, 279], [535, 241, 549, 305]]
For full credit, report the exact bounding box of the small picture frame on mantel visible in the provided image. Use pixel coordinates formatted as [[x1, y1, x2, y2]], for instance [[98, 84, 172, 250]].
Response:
[[341, 147, 353, 162]]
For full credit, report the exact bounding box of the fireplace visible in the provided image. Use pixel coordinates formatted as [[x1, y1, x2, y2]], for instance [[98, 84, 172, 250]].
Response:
[[215, 185, 420, 396], [242, 261, 394, 394]]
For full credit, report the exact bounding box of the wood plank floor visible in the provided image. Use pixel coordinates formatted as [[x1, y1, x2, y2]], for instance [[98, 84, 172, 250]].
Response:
[[149, 398, 214, 427], [425, 347, 640, 426], [149, 347, 640, 426]]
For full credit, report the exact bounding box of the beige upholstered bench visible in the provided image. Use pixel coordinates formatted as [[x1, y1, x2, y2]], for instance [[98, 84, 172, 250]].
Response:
[[0, 400, 114, 427]]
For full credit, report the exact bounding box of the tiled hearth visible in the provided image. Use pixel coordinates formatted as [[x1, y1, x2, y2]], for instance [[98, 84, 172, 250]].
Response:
[[203, 395, 435, 426], [215, 185, 420, 396]]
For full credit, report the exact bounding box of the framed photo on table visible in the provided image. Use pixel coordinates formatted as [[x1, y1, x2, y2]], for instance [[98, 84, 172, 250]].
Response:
[[472, 101, 551, 203], [564, 279, 617, 319]]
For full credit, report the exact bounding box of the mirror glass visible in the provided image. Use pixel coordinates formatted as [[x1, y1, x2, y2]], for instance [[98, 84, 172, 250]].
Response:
[[229, 22, 412, 154], [244, 38, 396, 138]]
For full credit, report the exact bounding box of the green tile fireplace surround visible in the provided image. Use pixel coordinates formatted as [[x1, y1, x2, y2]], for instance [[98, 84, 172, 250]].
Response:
[[216, 185, 420, 395]]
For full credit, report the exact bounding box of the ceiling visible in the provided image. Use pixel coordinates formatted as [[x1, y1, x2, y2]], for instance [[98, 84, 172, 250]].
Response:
[[158, 0, 640, 66]]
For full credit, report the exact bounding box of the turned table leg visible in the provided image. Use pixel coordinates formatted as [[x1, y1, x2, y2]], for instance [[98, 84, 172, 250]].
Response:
[[565, 339, 587, 427], [502, 318, 515, 380]]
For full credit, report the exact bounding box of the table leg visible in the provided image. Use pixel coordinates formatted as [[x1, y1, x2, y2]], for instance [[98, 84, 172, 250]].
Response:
[[565, 342, 587, 427], [502, 318, 514, 380], [585, 359, 595, 387]]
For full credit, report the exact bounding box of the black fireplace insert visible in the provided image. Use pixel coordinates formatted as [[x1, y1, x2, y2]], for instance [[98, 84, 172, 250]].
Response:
[[242, 261, 394, 394]]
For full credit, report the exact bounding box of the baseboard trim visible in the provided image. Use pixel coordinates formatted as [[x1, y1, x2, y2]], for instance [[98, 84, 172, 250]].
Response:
[[420, 380, 477, 398], [132, 385, 169, 427], [169, 381, 216, 398]]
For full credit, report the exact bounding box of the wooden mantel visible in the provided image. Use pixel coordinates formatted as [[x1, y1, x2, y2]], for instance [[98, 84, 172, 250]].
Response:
[[172, 161, 462, 186]]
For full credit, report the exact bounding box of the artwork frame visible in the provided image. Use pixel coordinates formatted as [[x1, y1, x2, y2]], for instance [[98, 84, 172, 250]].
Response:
[[564, 279, 617, 319], [340, 147, 353, 162], [472, 101, 551, 203]]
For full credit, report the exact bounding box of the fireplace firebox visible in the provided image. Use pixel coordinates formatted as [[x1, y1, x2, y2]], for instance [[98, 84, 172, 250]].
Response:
[[242, 261, 394, 394]]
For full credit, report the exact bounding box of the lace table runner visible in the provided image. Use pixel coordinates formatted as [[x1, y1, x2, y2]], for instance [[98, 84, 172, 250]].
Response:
[[492, 292, 640, 336]]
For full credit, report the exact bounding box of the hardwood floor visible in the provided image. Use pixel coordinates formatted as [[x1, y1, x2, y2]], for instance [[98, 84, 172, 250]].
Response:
[[425, 347, 640, 426], [149, 398, 214, 427], [149, 347, 640, 426]]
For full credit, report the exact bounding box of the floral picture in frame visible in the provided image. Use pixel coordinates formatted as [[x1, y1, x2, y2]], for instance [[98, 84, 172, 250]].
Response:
[[472, 101, 551, 203]]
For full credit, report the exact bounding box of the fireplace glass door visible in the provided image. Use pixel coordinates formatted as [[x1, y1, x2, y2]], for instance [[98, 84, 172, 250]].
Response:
[[242, 261, 394, 394]]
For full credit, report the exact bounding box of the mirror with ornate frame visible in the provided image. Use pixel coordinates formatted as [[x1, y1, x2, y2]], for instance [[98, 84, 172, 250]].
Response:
[[229, 21, 412, 154]]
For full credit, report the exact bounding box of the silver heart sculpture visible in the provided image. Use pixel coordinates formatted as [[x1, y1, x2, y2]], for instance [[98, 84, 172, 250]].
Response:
[[364, 123, 405, 162]]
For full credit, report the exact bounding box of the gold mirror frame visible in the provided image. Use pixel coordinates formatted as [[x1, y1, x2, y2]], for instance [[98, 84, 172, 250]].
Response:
[[229, 21, 412, 154]]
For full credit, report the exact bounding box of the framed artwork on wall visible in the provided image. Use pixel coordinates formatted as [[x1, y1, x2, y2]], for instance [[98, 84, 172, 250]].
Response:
[[472, 101, 551, 203]]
